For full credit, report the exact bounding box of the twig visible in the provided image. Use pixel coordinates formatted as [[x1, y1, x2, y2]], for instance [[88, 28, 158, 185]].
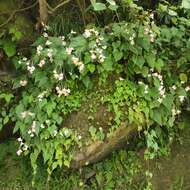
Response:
[[0, 1, 38, 28], [46, 0, 71, 14]]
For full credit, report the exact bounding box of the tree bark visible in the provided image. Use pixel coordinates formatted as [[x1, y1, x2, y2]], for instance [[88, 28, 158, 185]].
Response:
[[38, 0, 48, 25]]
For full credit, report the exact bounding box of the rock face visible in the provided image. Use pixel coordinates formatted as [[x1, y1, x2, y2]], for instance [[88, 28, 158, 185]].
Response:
[[63, 101, 138, 169], [70, 124, 137, 168]]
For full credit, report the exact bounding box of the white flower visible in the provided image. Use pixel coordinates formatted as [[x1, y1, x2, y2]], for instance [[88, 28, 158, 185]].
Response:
[[179, 95, 185, 103], [150, 13, 154, 19], [17, 149, 22, 156], [38, 59, 46, 67], [46, 40, 52, 46], [159, 88, 165, 96], [64, 129, 69, 136], [176, 110, 181, 114], [43, 32, 48, 38], [20, 80, 28, 87], [47, 49, 53, 58], [31, 121, 36, 132], [27, 65, 35, 74], [91, 53, 96, 60], [30, 133, 34, 137], [23, 144, 28, 151], [23, 57, 27, 61], [130, 40, 135, 45], [150, 34, 155, 42], [78, 135, 82, 140], [72, 56, 79, 65], [17, 137, 22, 142], [79, 63, 85, 72], [40, 124, 45, 129], [37, 45, 43, 55], [185, 86, 190, 92], [53, 70, 64, 80], [144, 27, 150, 35], [83, 29, 91, 38], [60, 36, 65, 41], [56, 86, 71, 97], [37, 91, 47, 102], [119, 77, 124, 81], [172, 85, 177, 90], [172, 108, 176, 116], [21, 111, 34, 119], [53, 130, 58, 137], [66, 47, 74, 55], [62, 41, 66, 46], [152, 73, 158, 77], [158, 98, 163, 103], [71, 30, 76, 34]]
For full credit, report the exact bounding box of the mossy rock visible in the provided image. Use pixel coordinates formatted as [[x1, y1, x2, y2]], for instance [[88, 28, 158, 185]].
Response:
[[62, 92, 138, 169]]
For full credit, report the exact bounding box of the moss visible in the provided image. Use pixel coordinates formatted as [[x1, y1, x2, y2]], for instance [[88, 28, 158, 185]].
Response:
[[0, 0, 35, 43]]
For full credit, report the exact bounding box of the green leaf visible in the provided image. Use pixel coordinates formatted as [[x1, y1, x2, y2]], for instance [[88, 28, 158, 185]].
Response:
[[3, 40, 16, 57], [152, 109, 162, 125], [3, 116, 9, 125], [92, 2, 107, 11], [87, 64, 95, 73], [102, 57, 113, 71], [182, 0, 190, 9], [113, 49, 123, 61], [46, 101, 56, 116], [162, 94, 173, 111], [155, 59, 164, 71], [70, 36, 87, 50], [179, 73, 188, 82], [145, 53, 155, 68]]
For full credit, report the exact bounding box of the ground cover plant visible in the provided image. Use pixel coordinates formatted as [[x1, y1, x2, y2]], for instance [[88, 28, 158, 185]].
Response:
[[0, 0, 190, 189]]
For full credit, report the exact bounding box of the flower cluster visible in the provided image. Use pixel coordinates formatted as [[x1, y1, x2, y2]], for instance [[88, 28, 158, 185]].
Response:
[[20, 111, 34, 119], [71, 56, 85, 72], [129, 33, 136, 45], [59, 36, 66, 46], [20, 80, 28, 87], [28, 121, 37, 138], [53, 70, 64, 81], [138, 81, 149, 94], [66, 47, 74, 55], [150, 70, 165, 103], [172, 107, 181, 117], [37, 91, 47, 102], [37, 45, 43, 55], [47, 48, 53, 62], [83, 28, 107, 63], [27, 63, 35, 74], [38, 59, 46, 68], [144, 25, 156, 42], [16, 137, 29, 156], [56, 86, 70, 97]]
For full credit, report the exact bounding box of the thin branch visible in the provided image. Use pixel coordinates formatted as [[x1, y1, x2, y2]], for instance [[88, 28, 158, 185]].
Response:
[[0, 1, 38, 28], [46, 0, 71, 14]]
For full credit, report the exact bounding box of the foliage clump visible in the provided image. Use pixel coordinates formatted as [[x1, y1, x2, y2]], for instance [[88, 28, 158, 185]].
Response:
[[0, 0, 190, 186]]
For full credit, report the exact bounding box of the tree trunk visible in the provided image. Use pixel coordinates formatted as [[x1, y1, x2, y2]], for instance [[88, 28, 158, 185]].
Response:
[[38, 0, 48, 25]]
